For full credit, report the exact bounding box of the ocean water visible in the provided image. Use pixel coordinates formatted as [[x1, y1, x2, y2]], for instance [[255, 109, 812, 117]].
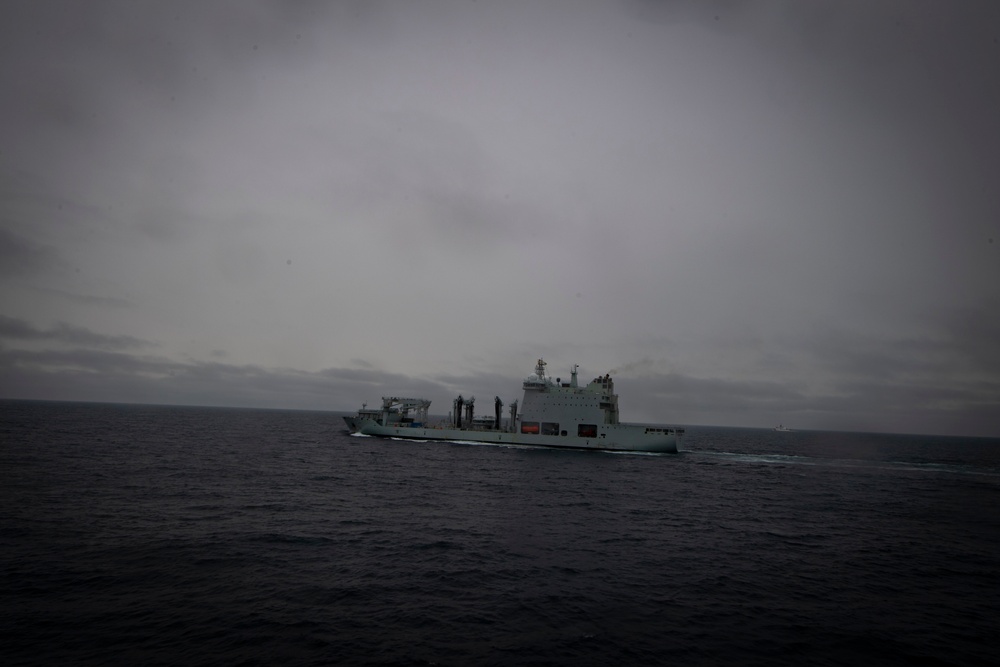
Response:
[[2, 400, 999, 666]]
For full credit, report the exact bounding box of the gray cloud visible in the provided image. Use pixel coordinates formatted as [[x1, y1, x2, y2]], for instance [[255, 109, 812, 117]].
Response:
[[0, 315, 153, 350], [614, 364, 1000, 437], [0, 227, 55, 276], [0, 346, 457, 414], [3, 343, 996, 437], [29, 286, 134, 309]]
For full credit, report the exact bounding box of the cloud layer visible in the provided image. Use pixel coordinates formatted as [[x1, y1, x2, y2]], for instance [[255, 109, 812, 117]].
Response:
[[1, 1, 998, 436]]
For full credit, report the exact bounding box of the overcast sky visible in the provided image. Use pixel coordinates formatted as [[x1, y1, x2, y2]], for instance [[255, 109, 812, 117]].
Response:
[[2, 0, 998, 437]]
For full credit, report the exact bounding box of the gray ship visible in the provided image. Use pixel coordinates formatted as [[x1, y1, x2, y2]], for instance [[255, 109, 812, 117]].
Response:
[[343, 358, 683, 453]]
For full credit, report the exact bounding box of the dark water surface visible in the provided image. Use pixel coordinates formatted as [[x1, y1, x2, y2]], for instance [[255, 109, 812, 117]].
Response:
[[3, 400, 999, 665]]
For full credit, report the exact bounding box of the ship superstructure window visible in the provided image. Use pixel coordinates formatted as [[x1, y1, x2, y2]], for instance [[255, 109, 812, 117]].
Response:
[[578, 424, 597, 437], [521, 422, 539, 434], [541, 422, 560, 435]]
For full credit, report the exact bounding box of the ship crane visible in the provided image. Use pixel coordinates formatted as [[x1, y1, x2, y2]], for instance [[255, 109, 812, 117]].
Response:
[[380, 396, 431, 425]]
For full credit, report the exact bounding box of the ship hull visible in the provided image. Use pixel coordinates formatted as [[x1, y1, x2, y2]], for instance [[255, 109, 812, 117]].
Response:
[[343, 417, 678, 453]]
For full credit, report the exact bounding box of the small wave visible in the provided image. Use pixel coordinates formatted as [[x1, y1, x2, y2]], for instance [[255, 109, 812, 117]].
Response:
[[248, 533, 332, 545], [693, 451, 820, 466], [690, 450, 998, 477], [414, 540, 458, 551], [885, 461, 1000, 477]]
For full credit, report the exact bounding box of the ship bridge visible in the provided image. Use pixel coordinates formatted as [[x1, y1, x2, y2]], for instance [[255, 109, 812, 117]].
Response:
[[517, 359, 620, 435]]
